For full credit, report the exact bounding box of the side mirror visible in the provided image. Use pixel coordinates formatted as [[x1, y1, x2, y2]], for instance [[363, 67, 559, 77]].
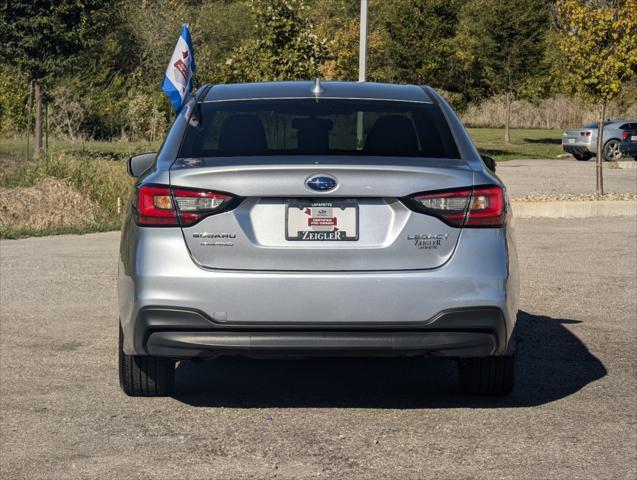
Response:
[[481, 155, 496, 173], [127, 152, 157, 178]]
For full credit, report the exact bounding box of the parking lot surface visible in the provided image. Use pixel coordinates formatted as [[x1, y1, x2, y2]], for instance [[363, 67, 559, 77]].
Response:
[[1, 217, 636, 479], [498, 159, 637, 197]]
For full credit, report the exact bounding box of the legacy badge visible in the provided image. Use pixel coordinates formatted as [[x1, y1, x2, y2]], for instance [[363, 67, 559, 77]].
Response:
[[407, 233, 449, 250]]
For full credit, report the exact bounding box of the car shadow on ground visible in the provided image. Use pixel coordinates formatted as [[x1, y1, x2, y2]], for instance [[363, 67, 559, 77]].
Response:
[[171, 311, 607, 408], [523, 137, 562, 145], [477, 148, 510, 157]]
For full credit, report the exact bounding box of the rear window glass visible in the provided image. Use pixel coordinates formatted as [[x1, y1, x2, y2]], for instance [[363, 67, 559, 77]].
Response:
[[584, 121, 613, 128], [179, 99, 460, 159]]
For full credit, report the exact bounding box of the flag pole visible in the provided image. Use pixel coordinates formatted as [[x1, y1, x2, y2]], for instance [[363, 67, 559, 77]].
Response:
[[358, 0, 368, 82], [183, 23, 192, 90], [356, 0, 368, 148]]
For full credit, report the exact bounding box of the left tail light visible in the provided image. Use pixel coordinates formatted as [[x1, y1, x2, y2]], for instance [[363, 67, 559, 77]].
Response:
[[408, 185, 505, 227], [621, 131, 629, 141], [133, 185, 235, 227]]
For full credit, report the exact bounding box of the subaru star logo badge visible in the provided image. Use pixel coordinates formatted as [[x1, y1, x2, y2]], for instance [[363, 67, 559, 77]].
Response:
[[306, 175, 338, 192]]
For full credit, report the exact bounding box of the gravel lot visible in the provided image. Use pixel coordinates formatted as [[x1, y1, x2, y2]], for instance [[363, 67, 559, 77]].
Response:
[[1, 218, 636, 479], [498, 158, 637, 197]]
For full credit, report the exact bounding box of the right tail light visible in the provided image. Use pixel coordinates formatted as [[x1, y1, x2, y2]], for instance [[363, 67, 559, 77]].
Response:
[[408, 185, 505, 227]]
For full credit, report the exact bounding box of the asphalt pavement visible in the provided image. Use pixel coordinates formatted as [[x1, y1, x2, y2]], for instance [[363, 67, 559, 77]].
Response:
[[497, 158, 637, 197], [1, 217, 636, 479]]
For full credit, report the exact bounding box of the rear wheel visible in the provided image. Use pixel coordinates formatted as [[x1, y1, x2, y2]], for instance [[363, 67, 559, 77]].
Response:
[[119, 325, 175, 396], [458, 354, 515, 395], [573, 152, 592, 161], [603, 139, 622, 161]]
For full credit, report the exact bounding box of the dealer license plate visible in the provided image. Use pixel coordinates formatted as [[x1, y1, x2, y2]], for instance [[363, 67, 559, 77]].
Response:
[[286, 200, 358, 241]]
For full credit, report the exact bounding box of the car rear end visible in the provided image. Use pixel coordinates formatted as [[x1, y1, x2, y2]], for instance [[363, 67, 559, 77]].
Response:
[[562, 126, 595, 159], [619, 129, 637, 159], [118, 82, 519, 396]]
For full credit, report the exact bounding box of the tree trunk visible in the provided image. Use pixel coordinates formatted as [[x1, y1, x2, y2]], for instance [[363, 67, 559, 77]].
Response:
[[26, 81, 33, 161], [504, 90, 512, 144], [595, 101, 605, 196], [34, 81, 43, 160]]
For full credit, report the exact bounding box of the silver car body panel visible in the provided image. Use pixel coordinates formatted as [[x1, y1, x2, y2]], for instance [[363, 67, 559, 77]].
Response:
[[171, 159, 474, 271], [119, 224, 519, 353], [118, 81, 519, 357]]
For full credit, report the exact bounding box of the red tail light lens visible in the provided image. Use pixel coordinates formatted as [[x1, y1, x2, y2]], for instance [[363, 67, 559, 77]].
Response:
[[410, 185, 505, 227], [135, 185, 178, 226], [464, 186, 505, 226], [622, 131, 629, 140], [134, 185, 234, 227]]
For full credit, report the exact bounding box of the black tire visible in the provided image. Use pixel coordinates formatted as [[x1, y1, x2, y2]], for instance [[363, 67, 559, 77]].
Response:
[[603, 139, 622, 162], [573, 153, 592, 161], [119, 325, 175, 397], [458, 354, 515, 395]]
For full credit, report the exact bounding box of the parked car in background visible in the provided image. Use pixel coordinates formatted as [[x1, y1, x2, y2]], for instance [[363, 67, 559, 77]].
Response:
[[619, 128, 637, 159], [119, 81, 519, 397], [561, 120, 637, 161]]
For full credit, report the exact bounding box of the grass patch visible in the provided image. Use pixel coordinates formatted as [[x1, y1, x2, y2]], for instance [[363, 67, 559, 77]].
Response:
[[0, 137, 159, 162], [467, 128, 563, 161], [1, 146, 136, 238], [35, 153, 133, 221], [0, 223, 119, 240]]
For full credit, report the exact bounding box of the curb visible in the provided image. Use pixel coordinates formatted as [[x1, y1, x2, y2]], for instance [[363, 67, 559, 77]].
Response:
[[608, 161, 637, 169], [511, 200, 636, 218]]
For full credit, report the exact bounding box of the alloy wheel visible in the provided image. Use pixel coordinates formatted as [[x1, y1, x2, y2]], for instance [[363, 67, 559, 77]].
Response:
[[603, 140, 622, 161]]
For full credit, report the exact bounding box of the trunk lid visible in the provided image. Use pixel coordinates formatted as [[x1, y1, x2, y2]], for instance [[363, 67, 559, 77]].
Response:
[[170, 157, 474, 271], [563, 128, 594, 144]]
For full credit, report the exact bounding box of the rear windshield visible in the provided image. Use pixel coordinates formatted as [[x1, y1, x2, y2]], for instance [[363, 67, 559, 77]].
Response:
[[584, 121, 613, 128], [179, 99, 460, 159]]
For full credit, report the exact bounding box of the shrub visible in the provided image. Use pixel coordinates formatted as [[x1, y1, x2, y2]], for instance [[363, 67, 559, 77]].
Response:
[[35, 152, 133, 223], [49, 85, 87, 140], [126, 93, 168, 142]]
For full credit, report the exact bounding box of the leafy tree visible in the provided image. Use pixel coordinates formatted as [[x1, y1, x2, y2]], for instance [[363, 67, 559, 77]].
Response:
[[221, 0, 330, 82], [0, 0, 113, 158], [555, 0, 637, 195], [311, 0, 393, 82], [456, 0, 550, 142], [0, 66, 30, 135], [120, 0, 193, 88], [377, 0, 461, 86], [194, 1, 254, 83]]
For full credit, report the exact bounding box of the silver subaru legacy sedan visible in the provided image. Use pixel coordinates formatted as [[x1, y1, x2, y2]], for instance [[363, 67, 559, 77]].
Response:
[[119, 81, 519, 397]]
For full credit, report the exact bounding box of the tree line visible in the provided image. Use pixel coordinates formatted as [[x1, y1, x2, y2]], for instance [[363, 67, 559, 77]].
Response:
[[1, 0, 635, 156]]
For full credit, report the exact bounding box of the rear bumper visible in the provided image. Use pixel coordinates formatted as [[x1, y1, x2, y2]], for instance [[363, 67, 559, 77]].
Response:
[[562, 145, 594, 155], [619, 143, 637, 155], [119, 222, 519, 356], [136, 307, 506, 358]]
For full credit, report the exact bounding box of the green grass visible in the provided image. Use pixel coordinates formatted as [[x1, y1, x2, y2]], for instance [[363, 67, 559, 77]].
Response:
[[0, 137, 160, 162], [1, 140, 139, 238], [467, 127, 563, 161], [0, 223, 119, 240]]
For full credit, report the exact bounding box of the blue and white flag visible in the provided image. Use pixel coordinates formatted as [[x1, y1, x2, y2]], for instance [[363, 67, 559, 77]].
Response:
[[162, 24, 196, 112]]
